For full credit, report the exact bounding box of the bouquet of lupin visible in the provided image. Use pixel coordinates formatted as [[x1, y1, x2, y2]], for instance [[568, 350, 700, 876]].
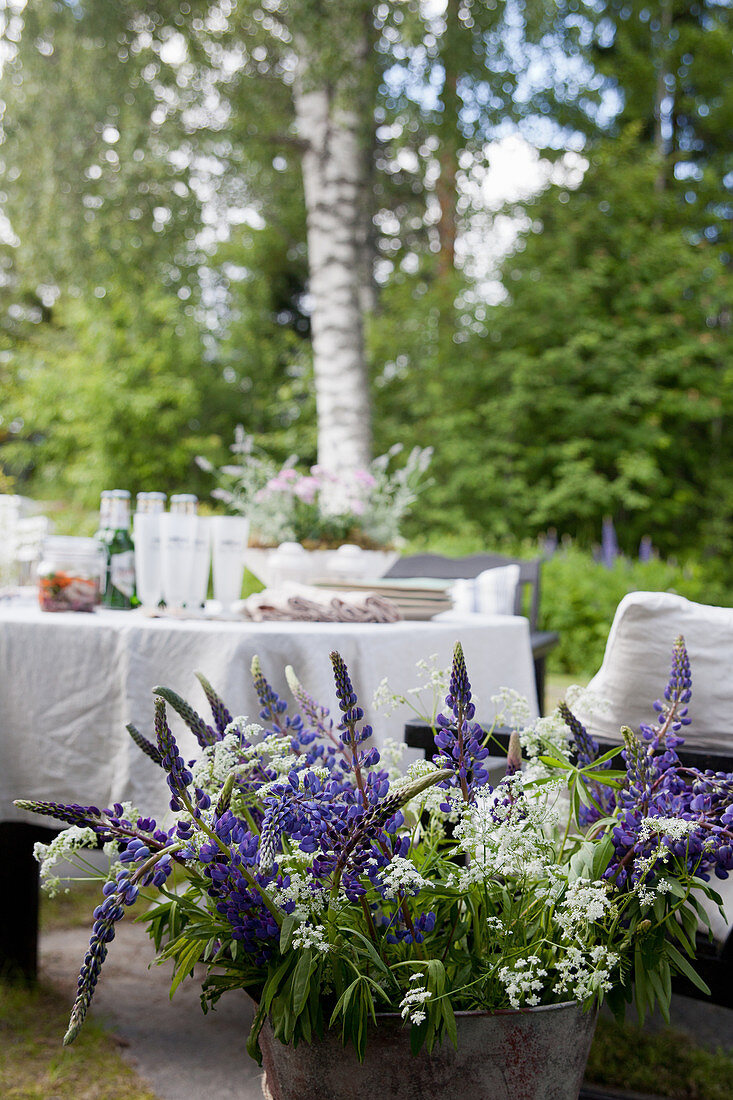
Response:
[[18, 637, 732, 1062]]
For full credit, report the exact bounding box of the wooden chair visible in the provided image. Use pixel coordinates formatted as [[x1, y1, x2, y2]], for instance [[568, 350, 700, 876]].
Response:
[[385, 552, 559, 713]]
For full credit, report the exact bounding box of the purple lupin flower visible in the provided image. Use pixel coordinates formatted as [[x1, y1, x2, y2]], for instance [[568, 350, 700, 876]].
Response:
[[195, 671, 233, 737], [13, 799, 103, 830], [63, 878, 126, 1044], [638, 535, 653, 562], [251, 655, 289, 733], [154, 685, 217, 749], [601, 516, 619, 569], [558, 701, 615, 825], [153, 696, 193, 811], [330, 651, 378, 803], [64, 835, 178, 1045], [433, 642, 491, 802], [126, 722, 163, 766]]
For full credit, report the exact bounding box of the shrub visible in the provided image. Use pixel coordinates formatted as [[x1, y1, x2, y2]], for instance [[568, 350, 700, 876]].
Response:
[[541, 544, 732, 676]]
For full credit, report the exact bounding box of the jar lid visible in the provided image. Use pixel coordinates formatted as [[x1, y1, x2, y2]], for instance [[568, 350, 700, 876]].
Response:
[[42, 536, 103, 555]]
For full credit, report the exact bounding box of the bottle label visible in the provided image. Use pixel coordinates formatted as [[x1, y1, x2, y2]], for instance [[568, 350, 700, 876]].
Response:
[[110, 550, 135, 598]]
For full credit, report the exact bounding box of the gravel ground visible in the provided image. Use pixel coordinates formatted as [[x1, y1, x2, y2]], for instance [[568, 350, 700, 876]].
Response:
[[41, 922, 265, 1100]]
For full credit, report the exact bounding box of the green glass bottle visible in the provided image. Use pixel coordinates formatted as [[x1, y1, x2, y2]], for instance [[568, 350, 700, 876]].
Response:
[[102, 490, 136, 609]]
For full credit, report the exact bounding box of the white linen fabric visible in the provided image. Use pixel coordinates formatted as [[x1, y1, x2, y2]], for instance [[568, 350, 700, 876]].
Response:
[[449, 564, 520, 617], [0, 604, 538, 827]]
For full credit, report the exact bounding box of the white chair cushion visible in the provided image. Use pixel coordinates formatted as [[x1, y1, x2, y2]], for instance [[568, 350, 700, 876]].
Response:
[[573, 590, 733, 943], [575, 590, 733, 754], [449, 564, 520, 617]]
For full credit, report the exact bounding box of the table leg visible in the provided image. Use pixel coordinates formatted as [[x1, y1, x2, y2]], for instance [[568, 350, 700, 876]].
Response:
[[0, 822, 58, 981]]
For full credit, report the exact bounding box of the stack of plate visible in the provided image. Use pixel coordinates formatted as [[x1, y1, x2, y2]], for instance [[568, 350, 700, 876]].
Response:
[[315, 577, 454, 620]]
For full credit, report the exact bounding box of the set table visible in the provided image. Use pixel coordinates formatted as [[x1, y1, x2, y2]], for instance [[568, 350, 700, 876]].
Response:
[[0, 601, 538, 976]]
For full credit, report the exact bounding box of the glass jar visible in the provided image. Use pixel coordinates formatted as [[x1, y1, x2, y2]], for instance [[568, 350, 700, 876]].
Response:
[[37, 536, 105, 613]]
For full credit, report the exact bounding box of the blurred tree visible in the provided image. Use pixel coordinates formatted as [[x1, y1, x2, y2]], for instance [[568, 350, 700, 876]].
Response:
[[432, 135, 733, 559], [0, 0, 242, 498]]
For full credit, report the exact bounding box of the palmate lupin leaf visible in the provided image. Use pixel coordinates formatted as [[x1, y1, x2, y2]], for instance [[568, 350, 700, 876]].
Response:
[[126, 723, 163, 766], [153, 685, 217, 748]]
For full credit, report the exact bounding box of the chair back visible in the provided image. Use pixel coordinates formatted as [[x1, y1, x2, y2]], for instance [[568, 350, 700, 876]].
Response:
[[385, 553, 541, 629]]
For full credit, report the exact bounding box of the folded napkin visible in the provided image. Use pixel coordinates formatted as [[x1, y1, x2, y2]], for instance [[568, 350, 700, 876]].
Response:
[[239, 583, 403, 623]]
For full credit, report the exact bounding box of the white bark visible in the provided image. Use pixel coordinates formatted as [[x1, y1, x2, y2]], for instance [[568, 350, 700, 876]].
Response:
[[294, 71, 373, 475]]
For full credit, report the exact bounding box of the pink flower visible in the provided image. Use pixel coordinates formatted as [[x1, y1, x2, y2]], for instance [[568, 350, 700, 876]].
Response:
[[353, 468, 376, 489], [294, 476, 319, 504], [310, 465, 337, 482], [265, 475, 295, 494]]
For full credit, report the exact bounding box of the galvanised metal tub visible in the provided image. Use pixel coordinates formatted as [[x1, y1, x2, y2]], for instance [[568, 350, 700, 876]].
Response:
[[259, 1001, 598, 1100]]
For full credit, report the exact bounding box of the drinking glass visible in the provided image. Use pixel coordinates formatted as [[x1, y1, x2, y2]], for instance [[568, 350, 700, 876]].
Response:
[[189, 516, 211, 609], [159, 511, 198, 611], [211, 516, 250, 611]]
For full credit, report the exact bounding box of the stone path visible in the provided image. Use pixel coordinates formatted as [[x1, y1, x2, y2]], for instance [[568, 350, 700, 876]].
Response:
[[41, 922, 264, 1100]]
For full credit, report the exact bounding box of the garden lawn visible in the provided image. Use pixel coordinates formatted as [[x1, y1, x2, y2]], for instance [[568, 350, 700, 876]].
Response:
[[0, 978, 158, 1100], [586, 1017, 733, 1100]]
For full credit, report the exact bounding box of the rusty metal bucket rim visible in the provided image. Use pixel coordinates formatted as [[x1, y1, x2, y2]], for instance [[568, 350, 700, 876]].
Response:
[[255, 998, 588, 1024], [355, 999, 587, 1021]]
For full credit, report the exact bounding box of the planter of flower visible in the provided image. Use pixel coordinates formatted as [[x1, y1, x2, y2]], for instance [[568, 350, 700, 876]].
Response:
[[197, 433, 432, 579], [19, 639, 731, 1100], [245, 543, 400, 587], [258, 1002, 597, 1100]]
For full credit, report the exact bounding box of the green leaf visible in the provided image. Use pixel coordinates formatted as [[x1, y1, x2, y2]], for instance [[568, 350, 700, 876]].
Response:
[[291, 949, 316, 1017], [539, 755, 571, 769], [591, 833, 615, 879], [246, 1001, 268, 1066], [665, 943, 711, 995], [169, 938, 203, 998], [329, 978, 359, 1029], [441, 999, 458, 1049], [280, 915, 297, 953]]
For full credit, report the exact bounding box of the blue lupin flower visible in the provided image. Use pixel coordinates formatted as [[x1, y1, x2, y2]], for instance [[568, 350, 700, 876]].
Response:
[[153, 696, 193, 811], [558, 702, 615, 825], [63, 858, 141, 1045], [433, 643, 491, 802], [195, 671, 233, 737]]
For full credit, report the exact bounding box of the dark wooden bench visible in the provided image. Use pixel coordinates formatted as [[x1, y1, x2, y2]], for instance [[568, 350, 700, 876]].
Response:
[[404, 720, 733, 1012], [385, 552, 559, 714]]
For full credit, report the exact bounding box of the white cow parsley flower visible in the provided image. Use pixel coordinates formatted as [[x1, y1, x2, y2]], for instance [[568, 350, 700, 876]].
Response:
[[499, 955, 548, 1008], [292, 923, 331, 954], [399, 972, 432, 1025], [378, 856, 428, 900], [34, 826, 99, 897]]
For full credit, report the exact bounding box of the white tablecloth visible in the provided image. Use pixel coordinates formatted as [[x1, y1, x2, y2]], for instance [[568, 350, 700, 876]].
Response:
[[0, 604, 537, 825]]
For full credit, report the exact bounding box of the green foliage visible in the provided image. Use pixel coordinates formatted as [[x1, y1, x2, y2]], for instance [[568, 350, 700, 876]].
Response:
[[0, 978, 158, 1100], [541, 543, 732, 676], [587, 1015, 733, 1100], [3, 287, 232, 504]]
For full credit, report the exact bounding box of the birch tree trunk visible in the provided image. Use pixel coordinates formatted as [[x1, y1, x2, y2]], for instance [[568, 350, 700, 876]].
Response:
[[294, 63, 373, 476]]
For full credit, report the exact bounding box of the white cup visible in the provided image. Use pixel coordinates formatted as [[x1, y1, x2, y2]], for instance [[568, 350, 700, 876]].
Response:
[[211, 516, 250, 610], [133, 512, 163, 609], [190, 516, 211, 609], [160, 511, 198, 610]]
